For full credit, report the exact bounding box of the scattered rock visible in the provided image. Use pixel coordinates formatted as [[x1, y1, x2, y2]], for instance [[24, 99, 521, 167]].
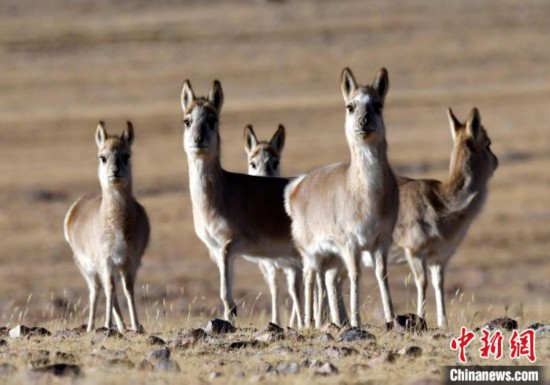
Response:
[[155, 359, 180, 372], [0, 363, 17, 375], [205, 319, 236, 335], [107, 358, 134, 369], [270, 345, 294, 355], [323, 345, 357, 358], [265, 322, 284, 334], [174, 328, 207, 349], [146, 335, 166, 346], [321, 323, 341, 333], [432, 333, 451, 340], [315, 362, 338, 375], [0, 327, 9, 337], [285, 327, 305, 341], [209, 371, 223, 380], [302, 359, 323, 368], [255, 333, 278, 343], [398, 346, 423, 358], [30, 358, 50, 368], [228, 340, 266, 350], [54, 352, 76, 363], [367, 352, 396, 367], [526, 323, 550, 336], [8, 325, 30, 339], [484, 317, 518, 331], [148, 347, 170, 362], [29, 327, 51, 338], [317, 333, 333, 343], [91, 328, 124, 344], [0, 339, 7, 347], [31, 364, 81, 378], [386, 314, 427, 332], [276, 361, 300, 375], [73, 325, 87, 333], [53, 328, 81, 341], [138, 359, 154, 371], [339, 328, 376, 342]]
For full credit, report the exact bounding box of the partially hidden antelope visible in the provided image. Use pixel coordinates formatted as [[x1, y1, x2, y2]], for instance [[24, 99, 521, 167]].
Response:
[[180, 79, 302, 326], [387, 107, 498, 328], [243, 124, 302, 327], [285, 68, 399, 327], [64, 121, 150, 332]]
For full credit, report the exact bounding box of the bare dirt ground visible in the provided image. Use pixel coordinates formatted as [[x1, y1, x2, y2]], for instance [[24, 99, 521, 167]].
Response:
[[0, 0, 549, 383]]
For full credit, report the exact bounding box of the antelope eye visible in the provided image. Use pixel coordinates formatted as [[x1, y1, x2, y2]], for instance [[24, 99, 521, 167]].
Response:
[[372, 101, 383, 113], [250, 162, 257, 169], [346, 105, 355, 113], [183, 118, 191, 128], [122, 154, 130, 165], [99, 156, 107, 164], [273, 160, 280, 169]]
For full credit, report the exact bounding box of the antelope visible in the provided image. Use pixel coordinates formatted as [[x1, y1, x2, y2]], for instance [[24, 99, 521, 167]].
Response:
[[388, 107, 498, 328], [180, 80, 303, 326], [64, 121, 150, 332], [285, 68, 399, 327], [243, 124, 302, 327]]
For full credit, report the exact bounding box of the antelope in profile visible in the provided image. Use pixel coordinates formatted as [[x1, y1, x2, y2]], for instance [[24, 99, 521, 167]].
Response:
[[389, 107, 498, 328], [64, 121, 150, 332], [180, 80, 302, 326], [285, 68, 399, 327], [243, 124, 302, 326]]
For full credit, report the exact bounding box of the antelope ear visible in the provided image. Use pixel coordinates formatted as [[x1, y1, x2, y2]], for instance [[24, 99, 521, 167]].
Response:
[[180, 80, 195, 113], [270, 124, 286, 154], [95, 121, 107, 148], [466, 107, 481, 139], [121, 121, 134, 146], [372, 67, 389, 104], [208, 80, 224, 112], [243, 124, 258, 155], [447, 108, 462, 142], [341, 67, 357, 102]]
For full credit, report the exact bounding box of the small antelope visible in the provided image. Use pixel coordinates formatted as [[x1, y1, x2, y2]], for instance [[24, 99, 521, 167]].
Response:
[[180, 80, 302, 326], [390, 107, 498, 328], [64, 121, 150, 332], [243, 124, 302, 326], [285, 68, 399, 327]]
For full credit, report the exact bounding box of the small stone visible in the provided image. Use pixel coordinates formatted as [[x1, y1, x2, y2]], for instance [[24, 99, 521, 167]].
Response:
[[285, 327, 305, 341], [108, 359, 134, 369], [339, 328, 376, 342], [265, 322, 284, 334], [53, 329, 81, 341], [323, 345, 357, 358], [8, 325, 30, 339], [228, 340, 266, 350], [0, 327, 9, 337], [0, 339, 7, 347], [432, 333, 451, 340], [276, 361, 299, 375], [31, 364, 81, 378], [138, 359, 154, 371], [302, 359, 323, 368], [174, 328, 207, 349], [367, 352, 396, 367], [398, 346, 423, 358], [0, 363, 17, 375], [148, 347, 170, 362], [30, 358, 50, 368], [386, 314, 427, 332], [526, 323, 550, 336], [205, 319, 236, 335], [317, 333, 333, 343], [54, 352, 77, 363], [155, 359, 180, 372], [209, 371, 223, 380], [29, 327, 51, 337], [321, 323, 341, 333], [255, 333, 277, 343], [146, 335, 166, 346], [315, 362, 338, 375], [484, 317, 518, 331], [72, 324, 87, 333]]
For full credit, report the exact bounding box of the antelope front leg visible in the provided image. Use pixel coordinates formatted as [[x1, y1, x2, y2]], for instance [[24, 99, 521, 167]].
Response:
[[405, 249, 427, 318], [314, 272, 326, 328], [430, 263, 448, 328], [101, 269, 115, 329], [112, 293, 126, 332], [373, 248, 395, 323], [343, 252, 361, 327], [217, 243, 237, 321], [120, 269, 139, 331], [85, 274, 99, 332], [325, 268, 342, 327]]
